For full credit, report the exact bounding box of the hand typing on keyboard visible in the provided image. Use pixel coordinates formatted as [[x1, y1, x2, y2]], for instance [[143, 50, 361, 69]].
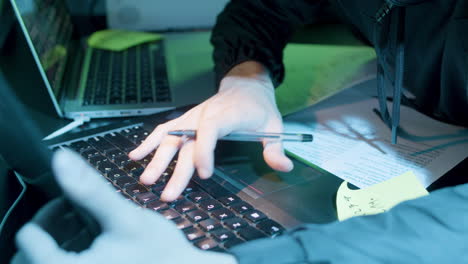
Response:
[[129, 61, 294, 201], [15, 150, 237, 264]]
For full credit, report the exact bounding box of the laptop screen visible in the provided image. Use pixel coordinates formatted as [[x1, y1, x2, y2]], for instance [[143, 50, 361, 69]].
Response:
[[10, 0, 73, 97]]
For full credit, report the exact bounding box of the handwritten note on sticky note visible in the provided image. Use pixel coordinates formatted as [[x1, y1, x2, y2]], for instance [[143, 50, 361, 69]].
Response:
[[336, 171, 429, 221], [87, 30, 163, 52]]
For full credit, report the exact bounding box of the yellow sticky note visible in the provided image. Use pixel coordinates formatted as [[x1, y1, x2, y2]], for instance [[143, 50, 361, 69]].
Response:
[[336, 171, 429, 221], [87, 29, 163, 52]]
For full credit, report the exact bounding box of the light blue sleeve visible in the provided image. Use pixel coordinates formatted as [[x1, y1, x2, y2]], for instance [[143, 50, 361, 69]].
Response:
[[231, 183, 468, 264]]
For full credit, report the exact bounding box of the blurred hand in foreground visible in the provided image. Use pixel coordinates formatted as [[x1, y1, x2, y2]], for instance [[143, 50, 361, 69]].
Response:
[[15, 149, 237, 264]]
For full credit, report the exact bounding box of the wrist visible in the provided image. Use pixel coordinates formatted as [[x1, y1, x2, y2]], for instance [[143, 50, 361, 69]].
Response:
[[219, 61, 274, 93]]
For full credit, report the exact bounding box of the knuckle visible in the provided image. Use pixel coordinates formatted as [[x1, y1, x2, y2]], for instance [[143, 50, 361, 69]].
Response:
[[153, 124, 168, 134]]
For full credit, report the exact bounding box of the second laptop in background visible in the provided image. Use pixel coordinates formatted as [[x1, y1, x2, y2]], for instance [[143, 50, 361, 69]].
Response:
[[9, 0, 216, 119]]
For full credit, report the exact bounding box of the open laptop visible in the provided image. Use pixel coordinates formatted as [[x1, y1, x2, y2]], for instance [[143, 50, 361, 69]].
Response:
[[0, 68, 342, 252], [8, 0, 216, 120]]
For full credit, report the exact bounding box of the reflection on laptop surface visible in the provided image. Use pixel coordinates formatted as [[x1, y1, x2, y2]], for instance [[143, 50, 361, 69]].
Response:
[[9, 0, 215, 119]]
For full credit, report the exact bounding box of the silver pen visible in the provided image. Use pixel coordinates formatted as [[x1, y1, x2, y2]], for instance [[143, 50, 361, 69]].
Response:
[[168, 130, 313, 142]]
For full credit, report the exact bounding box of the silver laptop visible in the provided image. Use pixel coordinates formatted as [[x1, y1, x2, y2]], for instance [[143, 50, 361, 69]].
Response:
[[9, 0, 216, 120]]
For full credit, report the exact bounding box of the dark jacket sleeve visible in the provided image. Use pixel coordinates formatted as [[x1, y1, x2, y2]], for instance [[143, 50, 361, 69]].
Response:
[[210, 0, 327, 88], [230, 182, 468, 263]]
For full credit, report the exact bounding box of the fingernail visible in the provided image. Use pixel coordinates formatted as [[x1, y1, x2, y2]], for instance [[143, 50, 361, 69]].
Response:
[[285, 159, 294, 171], [128, 151, 137, 159], [140, 169, 157, 185], [160, 189, 174, 202], [198, 168, 211, 179]]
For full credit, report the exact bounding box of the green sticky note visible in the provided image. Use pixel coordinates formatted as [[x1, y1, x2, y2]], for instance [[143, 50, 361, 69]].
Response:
[[336, 171, 429, 221], [87, 29, 163, 51]]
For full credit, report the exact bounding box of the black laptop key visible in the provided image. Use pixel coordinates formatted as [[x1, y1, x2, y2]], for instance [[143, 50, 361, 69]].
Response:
[[87, 137, 115, 152], [129, 125, 147, 134], [244, 210, 267, 223], [236, 226, 267, 241], [195, 238, 218, 251], [219, 195, 240, 206], [187, 192, 211, 203], [146, 200, 169, 212], [106, 149, 125, 160], [135, 192, 158, 204], [167, 195, 186, 206], [199, 199, 222, 212], [125, 184, 148, 197], [141, 95, 153, 103], [173, 217, 192, 230], [115, 176, 136, 188], [186, 210, 209, 223], [211, 208, 235, 221], [122, 161, 143, 173], [106, 168, 127, 181], [256, 219, 284, 236], [81, 148, 100, 159], [119, 128, 135, 137], [125, 95, 137, 104], [125, 130, 150, 144], [211, 228, 236, 242], [139, 156, 153, 167], [174, 201, 197, 214], [224, 217, 248, 230], [184, 227, 205, 241], [113, 154, 129, 167], [88, 155, 107, 166], [93, 98, 107, 105], [230, 201, 253, 214], [182, 182, 199, 194], [129, 167, 144, 178], [104, 133, 136, 152], [161, 208, 181, 221], [198, 219, 221, 232], [69, 141, 92, 153], [109, 97, 122, 105], [97, 160, 119, 174], [223, 237, 244, 249], [151, 184, 165, 195]]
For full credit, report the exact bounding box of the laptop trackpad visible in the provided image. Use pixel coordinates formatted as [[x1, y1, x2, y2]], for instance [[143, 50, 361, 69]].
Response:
[[214, 141, 342, 227]]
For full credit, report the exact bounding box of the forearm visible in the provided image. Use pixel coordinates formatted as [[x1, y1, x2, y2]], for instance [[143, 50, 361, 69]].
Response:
[[211, 0, 325, 88], [231, 183, 468, 263]]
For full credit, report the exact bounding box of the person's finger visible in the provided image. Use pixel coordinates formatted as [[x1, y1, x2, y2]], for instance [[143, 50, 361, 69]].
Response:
[[261, 120, 294, 172], [129, 122, 174, 160], [139, 136, 182, 185], [262, 140, 294, 172], [161, 140, 196, 201], [16, 223, 73, 264], [194, 110, 241, 179], [52, 149, 135, 230]]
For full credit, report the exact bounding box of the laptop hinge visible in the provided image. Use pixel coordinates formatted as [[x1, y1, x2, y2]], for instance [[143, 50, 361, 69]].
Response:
[[43, 115, 91, 141]]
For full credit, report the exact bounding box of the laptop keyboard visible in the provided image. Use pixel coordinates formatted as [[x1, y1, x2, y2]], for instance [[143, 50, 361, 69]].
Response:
[[51, 125, 285, 251], [83, 43, 171, 106]]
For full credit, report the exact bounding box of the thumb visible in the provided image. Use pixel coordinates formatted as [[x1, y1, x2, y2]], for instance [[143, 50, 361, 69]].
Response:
[[16, 223, 72, 264], [262, 140, 294, 172], [261, 120, 293, 172], [52, 149, 135, 230]]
